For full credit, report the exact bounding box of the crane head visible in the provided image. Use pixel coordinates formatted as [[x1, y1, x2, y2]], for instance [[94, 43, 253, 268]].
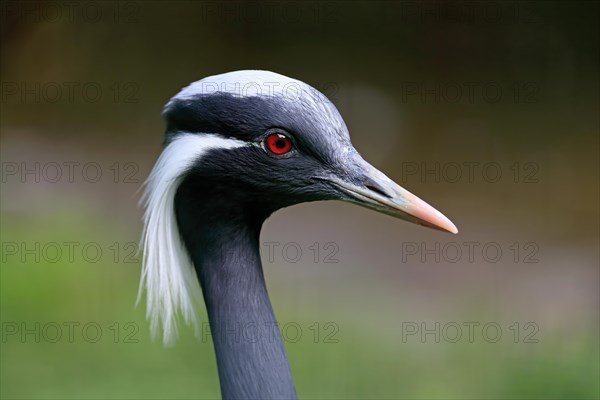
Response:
[[162, 70, 457, 233], [140, 70, 457, 344]]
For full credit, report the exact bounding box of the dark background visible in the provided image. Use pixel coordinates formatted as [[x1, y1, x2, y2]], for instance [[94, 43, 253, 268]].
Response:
[[1, 1, 598, 399]]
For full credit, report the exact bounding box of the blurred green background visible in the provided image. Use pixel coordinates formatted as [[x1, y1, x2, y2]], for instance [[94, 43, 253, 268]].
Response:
[[1, 1, 598, 399]]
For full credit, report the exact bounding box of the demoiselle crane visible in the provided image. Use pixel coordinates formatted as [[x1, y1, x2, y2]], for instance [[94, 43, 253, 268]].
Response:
[[139, 70, 457, 399]]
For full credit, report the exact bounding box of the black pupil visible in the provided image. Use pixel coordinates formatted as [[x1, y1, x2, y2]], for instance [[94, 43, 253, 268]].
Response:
[[275, 138, 286, 149]]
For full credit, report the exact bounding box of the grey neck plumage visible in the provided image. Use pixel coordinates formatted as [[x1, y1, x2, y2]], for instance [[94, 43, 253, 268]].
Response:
[[185, 220, 297, 399], [173, 152, 298, 399]]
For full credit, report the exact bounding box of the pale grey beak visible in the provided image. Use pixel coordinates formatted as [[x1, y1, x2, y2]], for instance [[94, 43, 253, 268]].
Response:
[[330, 155, 458, 234]]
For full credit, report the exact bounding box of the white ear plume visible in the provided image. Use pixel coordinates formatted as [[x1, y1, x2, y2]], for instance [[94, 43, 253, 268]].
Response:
[[137, 133, 248, 345]]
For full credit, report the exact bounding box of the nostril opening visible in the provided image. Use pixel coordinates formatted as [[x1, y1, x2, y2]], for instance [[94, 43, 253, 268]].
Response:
[[365, 183, 391, 199]]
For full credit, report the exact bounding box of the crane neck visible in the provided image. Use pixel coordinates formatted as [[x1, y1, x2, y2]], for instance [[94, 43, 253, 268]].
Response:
[[175, 180, 297, 399]]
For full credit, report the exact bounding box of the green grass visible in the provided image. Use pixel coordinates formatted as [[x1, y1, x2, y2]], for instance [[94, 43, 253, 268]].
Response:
[[1, 212, 598, 399]]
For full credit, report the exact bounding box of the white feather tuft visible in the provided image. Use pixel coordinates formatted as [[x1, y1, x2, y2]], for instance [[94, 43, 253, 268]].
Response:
[[137, 133, 248, 345]]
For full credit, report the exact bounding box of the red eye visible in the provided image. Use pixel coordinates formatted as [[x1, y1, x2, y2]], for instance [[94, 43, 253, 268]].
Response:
[[265, 133, 293, 155]]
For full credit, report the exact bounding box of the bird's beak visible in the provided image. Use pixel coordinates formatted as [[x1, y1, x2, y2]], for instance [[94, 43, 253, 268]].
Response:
[[326, 156, 458, 234]]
